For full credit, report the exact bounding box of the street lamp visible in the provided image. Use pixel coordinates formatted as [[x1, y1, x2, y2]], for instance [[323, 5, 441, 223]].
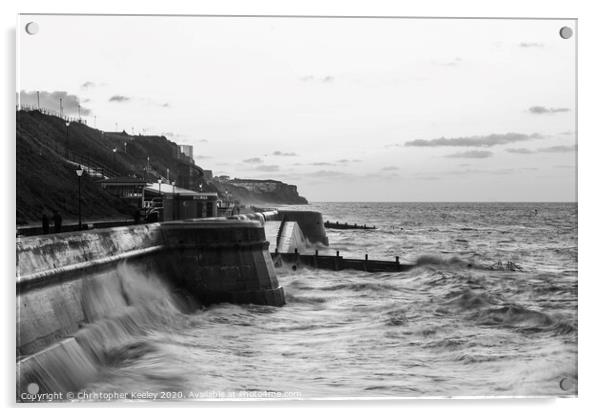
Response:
[[112, 147, 117, 164], [65, 121, 71, 158], [75, 166, 84, 229], [158, 178, 162, 194]]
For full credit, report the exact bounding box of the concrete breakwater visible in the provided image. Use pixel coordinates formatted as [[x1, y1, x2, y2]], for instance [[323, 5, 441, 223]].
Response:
[[16, 218, 285, 400], [231, 210, 328, 247]]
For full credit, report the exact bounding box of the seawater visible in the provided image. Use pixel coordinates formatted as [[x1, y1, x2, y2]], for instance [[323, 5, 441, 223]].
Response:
[[82, 202, 577, 398]]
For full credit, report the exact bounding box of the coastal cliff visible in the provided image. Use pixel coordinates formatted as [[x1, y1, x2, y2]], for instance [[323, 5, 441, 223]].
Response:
[[16, 109, 308, 224], [209, 178, 308, 206]]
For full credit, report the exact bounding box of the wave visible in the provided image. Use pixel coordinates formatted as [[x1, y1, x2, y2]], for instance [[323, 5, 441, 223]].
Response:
[[455, 353, 504, 364], [383, 309, 408, 326], [439, 289, 576, 335], [103, 340, 157, 366], [474, 305, 576, 334], [443, 289, 496, 310], [285, 293, 329, 305], [320, 282, 399, 293], [414, 254, 466, 267]]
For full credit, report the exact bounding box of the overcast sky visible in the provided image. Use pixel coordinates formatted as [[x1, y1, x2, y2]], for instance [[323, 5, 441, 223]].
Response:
[[18, 15, 576, 202]]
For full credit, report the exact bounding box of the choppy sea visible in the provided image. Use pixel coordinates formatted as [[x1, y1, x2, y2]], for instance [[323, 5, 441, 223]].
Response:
[[82, 202, 578, 399]]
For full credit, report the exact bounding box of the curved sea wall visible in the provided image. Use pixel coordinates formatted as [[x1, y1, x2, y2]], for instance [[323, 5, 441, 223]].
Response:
[[231, 210, 327, 252], [276, 210, 328, 246], [16, 219, 284, 399]]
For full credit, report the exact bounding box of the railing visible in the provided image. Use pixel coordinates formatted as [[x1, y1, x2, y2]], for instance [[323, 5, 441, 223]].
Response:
[[65, 149, 121, 179], [18, 105, 87, 125]]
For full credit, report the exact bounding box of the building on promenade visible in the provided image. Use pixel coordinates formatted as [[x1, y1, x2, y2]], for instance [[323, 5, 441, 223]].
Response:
[[144, 182, 218, 220], [98, 177, 148, 208]]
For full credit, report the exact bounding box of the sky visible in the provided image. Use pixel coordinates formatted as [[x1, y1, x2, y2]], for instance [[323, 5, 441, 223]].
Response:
[[17, 15, 576, 202]]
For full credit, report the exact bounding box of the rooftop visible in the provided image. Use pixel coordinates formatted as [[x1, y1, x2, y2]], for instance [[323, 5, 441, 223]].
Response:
[[98, 176, 148, 185], [144, 182, 217, 197]]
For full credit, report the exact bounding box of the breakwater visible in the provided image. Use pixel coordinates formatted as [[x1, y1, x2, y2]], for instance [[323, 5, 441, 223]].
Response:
[[16, 218, 285, 399], [324, 220, 376, 230], [230, 209, 328, 255], [271, 250, 414, 273]]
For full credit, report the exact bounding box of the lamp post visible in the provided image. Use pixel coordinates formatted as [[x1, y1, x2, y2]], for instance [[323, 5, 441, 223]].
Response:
[[76, 166, 84, 229], [112, 147, 117, 164], [65, 121, 71, 158]]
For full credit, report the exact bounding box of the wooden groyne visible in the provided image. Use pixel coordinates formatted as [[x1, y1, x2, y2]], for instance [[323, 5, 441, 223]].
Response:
[[271, 249, 414, 273], [324, 221, 376, 230]]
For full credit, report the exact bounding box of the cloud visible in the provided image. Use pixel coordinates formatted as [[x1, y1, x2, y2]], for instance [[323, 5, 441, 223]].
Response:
[[443, 167, 517, 176], [243, 157, 263, 164], [506, 148, 535, 154], [405, 133, 541, 148], [538, 144, 577, 153], [491, 168, 515, 175], [19, 90, 92, 116], [311, 162, 335, 166], [254, 164, 279, 172], [306, 170, 352, 179], [519, 42, 544, 48], [381, 166, 399, 171], [506, 145, 577, 154], [528, 106, 570, 114], [336, 159, 362, 164], [81, 81, 96, 89], [113, 96, 170, 107], [445, 150, 493, 159], [432, 57, 462, 67], [273, 151, 298, 157], [162, 132, 199, 141], [299, 75, 335, 83], [109, 95, 131, 103]]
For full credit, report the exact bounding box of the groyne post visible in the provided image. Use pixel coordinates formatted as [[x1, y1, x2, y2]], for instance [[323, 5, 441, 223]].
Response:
[[335, 250, 340, 271]]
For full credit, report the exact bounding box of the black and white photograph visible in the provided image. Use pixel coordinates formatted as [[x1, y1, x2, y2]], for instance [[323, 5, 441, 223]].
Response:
[[14, 13, 578, 403]]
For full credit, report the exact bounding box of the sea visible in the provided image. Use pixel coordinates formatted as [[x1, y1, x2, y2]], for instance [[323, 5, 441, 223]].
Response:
[[81, 202, 578, 399]]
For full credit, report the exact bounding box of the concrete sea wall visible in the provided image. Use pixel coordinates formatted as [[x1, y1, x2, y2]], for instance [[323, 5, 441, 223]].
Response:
[[275, 210, 328, 246], [16, 219, 285, 399]]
